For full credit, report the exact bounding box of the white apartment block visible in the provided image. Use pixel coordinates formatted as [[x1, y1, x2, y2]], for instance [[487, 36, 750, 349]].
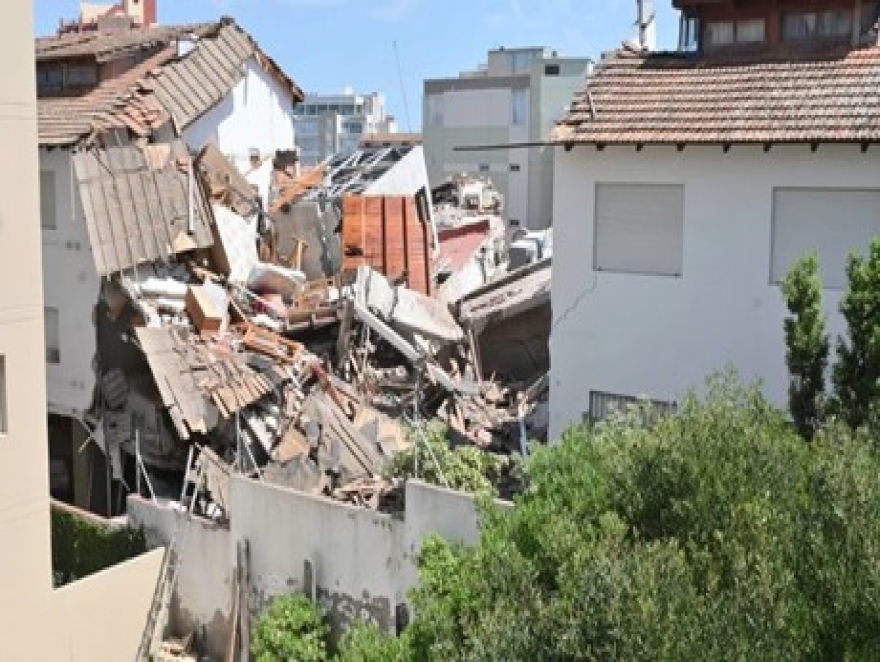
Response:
[[423, 47, 592, 230], [294, 90, 398, 166]]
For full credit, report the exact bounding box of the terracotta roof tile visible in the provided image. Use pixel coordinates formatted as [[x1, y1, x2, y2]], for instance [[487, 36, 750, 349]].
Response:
[[553, 46, 880, 145], [36, 18, 303, 147]]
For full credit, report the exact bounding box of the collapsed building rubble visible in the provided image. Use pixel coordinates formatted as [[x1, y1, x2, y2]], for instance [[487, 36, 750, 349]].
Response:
[[81, 142, 551, 527]]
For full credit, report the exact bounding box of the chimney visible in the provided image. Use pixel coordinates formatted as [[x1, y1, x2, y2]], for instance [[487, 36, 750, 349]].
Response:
[[636, 0, 657, 51], [122, 0, 157, 25]]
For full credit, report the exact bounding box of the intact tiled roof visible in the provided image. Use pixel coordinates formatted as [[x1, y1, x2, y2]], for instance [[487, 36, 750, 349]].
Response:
[[37, 18, 303, 146], [36, 22, 216, 62], [553, 46, 880, 146]]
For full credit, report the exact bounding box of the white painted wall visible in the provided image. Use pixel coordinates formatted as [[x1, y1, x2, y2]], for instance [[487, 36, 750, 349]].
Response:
[[549, 144, 880, 439], [185, 57, 297, 203], [366, 145, 432, 198], [40, 148, 101, 418]]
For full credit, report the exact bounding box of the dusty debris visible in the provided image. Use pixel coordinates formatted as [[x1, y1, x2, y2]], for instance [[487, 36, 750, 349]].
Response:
[[84, 142, 547, 520]]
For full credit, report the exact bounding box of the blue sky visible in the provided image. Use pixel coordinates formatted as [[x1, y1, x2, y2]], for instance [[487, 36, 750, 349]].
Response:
[[34, 1, 680, 130]]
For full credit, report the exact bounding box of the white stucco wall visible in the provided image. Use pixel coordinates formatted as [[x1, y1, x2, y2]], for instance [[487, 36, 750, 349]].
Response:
[[549, 144, 880, 439], [39, 148, 101, 418], [185, 57, 296, 202]]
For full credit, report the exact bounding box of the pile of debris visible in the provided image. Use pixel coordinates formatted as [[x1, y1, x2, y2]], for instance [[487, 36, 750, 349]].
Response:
[[93, 144, 548, 518]]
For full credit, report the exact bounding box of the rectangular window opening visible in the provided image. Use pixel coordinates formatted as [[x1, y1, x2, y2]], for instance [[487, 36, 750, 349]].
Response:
[[45, 307, 60, 365], [544, 64, 561, 76], [587, 391, 676, 424], [594, 182, 684, 277]]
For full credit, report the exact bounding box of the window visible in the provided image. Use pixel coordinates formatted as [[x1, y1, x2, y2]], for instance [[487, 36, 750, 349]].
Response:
[[783, 10, 852, 40], [0, 356, 6, 435], [511, 88, 528, 125], [544, 64, 560, 76], [771, 188, 880, 289], [594, 183, 684, 276], [65, 64, 97, 87], [705, 18, 766, 48], [40, 170, 56, 230], [509, 163, 521, 172], [737, 18, 766, 43], [426, 94, 444, 126], [478, 164, 490, 173], [45, 307, 60, 364], [36, 66, 63, 93], [587, 391, 676, 423], [705, 21, 735, 47]]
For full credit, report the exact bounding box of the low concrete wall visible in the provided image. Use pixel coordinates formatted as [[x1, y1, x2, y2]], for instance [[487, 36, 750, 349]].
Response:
[[231, 477, 400, 638], [128, 477, 507, 653], [128, 498, 233, 658], [52, 548, 165, 662]]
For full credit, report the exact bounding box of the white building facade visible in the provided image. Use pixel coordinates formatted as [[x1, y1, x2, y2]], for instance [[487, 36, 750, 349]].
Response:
[[423, 48, 591, 230], [294, 91, 398, 166], [549, 2, 880, 439], [550, 144, 880, 438]]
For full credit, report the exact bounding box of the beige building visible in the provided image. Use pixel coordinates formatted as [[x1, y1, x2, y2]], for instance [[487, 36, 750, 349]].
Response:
[[0, 2, 162, 660]]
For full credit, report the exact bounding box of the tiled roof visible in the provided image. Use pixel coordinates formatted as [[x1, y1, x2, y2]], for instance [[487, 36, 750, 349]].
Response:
[[553, 46, 880, 146], [38, 46, 174, 146], [36, 23, 215, 62], [37, 18, 303, 146]]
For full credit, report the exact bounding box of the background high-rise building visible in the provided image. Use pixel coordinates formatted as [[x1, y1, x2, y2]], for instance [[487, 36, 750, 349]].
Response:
[[423, 47, 592, 229], [294, 89, 398, 166]]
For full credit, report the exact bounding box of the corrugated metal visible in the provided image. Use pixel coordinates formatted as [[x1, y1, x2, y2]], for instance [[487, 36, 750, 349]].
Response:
[[73, 139, 214, 275]]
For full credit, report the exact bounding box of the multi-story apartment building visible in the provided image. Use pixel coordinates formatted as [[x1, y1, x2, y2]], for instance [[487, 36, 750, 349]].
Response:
[[294, 90, 398, 165], [423, 47, 592, 230], [1, 3, 162, 659]]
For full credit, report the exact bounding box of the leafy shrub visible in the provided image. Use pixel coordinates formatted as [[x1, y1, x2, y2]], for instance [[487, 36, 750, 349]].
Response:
[[361, 374, 880, 659], [252, 593, 329, 662], [51, 503, 146, 586], [387, 422, 523, 497]]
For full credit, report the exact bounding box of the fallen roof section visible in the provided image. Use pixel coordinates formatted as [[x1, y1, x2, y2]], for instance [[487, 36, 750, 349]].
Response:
[[458, 258, 552, 334], [73, 139, 215, 275]]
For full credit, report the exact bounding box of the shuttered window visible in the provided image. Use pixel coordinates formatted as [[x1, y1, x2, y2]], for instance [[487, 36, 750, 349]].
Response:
[[771, 188, 880, 289], [587, 391, 676, 423], [594, 183, 684, 276]]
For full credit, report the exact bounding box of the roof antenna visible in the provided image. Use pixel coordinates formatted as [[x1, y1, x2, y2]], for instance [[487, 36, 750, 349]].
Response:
[[393, 41, 413, 133], [636, 0, 657, 51]]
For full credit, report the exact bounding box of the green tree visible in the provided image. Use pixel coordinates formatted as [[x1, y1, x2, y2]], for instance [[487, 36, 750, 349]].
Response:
[[833, 237, 880, 432], [252, 593, 329, 662], [351, 374, 880, 659], [781, 253, 829, 438]]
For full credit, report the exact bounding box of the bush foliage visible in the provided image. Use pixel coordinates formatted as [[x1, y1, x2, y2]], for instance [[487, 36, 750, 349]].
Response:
[[50, 504, 146, 586], [344, 374, 880, 659], [252, 593, 330, 662]]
